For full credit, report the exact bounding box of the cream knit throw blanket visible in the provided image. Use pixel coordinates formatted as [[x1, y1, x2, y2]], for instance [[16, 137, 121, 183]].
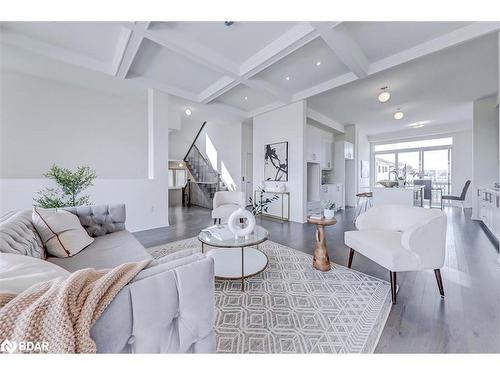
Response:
[[0, 260, 150, 353]]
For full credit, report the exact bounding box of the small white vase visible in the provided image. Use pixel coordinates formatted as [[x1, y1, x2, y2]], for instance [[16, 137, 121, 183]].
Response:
[[324, 209, 335, 220], [398, 180, 405, 187]]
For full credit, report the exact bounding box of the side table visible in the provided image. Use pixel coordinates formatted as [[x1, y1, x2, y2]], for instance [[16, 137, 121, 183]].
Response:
[[307, 216, 337, 271]]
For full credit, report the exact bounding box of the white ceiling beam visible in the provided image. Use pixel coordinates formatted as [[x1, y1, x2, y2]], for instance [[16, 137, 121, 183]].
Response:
[[199, 76, 238, 104], [111, 27, 133, 76], [248, 101, 288, 118], [307, 108, 345, 133], [0, 29, 111, 74], [137, 28, 240, 77], [116, 21, 150, 79], [292, 72, 358, 101], [316, 23, 370, 79], [129, 76, 200, 102], [368, 21, 500, 75], [240, 22, 319, 78]]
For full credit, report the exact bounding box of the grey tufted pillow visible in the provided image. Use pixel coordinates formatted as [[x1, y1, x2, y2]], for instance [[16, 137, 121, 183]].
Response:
[[0, 210, 45, 258], [61, 204, 126, 237]]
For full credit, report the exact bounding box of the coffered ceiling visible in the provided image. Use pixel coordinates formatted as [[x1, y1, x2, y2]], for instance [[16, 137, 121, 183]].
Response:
[[1, 21, 499, 127]]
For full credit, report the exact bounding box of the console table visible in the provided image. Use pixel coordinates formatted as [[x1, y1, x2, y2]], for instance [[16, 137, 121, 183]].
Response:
[[254, 190, 290, 221]]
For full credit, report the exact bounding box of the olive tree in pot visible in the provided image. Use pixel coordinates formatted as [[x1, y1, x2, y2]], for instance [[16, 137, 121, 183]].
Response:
[[34, 165, 97, 208]]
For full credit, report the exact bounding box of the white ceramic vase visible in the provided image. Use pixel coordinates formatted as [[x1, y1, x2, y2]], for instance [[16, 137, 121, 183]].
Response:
[[324, 209, 335, 220]]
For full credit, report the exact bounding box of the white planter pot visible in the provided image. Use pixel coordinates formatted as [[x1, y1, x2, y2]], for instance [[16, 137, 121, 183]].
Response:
[[324, 209, 335, 220]]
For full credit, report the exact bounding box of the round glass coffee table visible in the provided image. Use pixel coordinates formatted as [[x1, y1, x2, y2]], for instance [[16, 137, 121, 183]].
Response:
[[198, 224, 269, 291]]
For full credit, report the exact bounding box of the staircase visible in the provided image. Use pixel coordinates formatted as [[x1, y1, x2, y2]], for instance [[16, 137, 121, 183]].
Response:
[[182, 122, 226, 209]]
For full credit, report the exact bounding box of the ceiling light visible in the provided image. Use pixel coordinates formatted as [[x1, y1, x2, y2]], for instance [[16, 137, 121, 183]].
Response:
[[378, 86, 391, 103], [285, 76, 290, 81], [394, 110, 404, 120], [178, 162, 184, 167], [316, 61, 321, 66], [408, 120, 431, 128], [185, 108, 192, 116], [244, 96, 248, 100]]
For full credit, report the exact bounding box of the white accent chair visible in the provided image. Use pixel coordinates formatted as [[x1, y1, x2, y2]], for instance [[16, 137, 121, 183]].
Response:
[[211, 191, 245, 224], [344, 205, 447, 304]]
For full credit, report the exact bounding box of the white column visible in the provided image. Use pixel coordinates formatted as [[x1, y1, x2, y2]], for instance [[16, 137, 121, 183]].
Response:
[[147, 88, 170, 226]]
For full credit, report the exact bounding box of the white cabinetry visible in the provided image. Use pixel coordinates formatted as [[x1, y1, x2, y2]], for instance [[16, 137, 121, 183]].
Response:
[[477, 187, 500, 241], [320, 184, 344, 211], [306, 124, 333, 169]]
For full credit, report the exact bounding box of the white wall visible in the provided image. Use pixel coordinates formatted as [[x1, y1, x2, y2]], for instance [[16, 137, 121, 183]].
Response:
[[253, 101, 307, 223], [195, 121, 243, 191], [344, 125, 356, 207], [1, 70, 148, 178], [0, 71, 170, 231], [472, 95, 499, 217]]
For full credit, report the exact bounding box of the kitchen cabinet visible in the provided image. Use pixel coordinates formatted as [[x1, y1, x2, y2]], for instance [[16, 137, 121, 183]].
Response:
[[306, 124, 333, 169], [478, 187, 500, 241]]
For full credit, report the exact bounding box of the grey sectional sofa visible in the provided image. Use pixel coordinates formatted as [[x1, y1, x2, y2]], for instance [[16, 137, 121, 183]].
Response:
[[0, 204, 215, 353]]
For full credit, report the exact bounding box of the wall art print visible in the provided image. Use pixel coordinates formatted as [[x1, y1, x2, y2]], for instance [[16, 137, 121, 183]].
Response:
[[264, 141, 288, 181]]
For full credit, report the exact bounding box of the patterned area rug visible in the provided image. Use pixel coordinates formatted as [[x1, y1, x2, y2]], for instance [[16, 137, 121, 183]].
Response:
[[147, 237, 392, 353]]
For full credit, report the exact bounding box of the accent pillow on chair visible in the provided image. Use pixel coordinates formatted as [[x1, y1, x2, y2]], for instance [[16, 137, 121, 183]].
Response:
[[32, 208, 94, 258], [0, 253, 70, 294]]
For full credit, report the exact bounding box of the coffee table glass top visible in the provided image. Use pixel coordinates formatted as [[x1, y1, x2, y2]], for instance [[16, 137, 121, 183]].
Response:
[[198, 224, 269, 248]]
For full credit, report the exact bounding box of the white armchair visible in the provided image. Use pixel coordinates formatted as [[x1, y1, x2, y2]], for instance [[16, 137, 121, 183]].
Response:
[[344, 205, 447, 304], [211, 191, 245, 224]]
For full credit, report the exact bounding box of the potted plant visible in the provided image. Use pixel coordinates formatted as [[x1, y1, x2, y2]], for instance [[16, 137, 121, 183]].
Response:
[[34, 165, 97, 208], [321, 200, 336, 219]]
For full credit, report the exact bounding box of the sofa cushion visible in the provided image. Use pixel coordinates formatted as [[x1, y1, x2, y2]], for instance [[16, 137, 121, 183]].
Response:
[[0, 210, 44, 258], [0, 253, 70, 294], [344, 230, 421, 272], [32, 207, 94, 258], [62, 204, 126, 237], [47, 230, 152, 272]]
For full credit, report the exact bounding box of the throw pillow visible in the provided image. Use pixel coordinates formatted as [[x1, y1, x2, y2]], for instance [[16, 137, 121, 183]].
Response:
[[32, 207, 94, 258], [0, 253, 70, 294]]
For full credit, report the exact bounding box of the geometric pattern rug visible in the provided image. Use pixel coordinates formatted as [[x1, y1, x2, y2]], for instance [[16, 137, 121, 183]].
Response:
[[147, 237, 392, 354]]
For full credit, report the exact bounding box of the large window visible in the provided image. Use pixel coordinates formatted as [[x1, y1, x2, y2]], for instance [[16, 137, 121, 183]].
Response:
[[373, 137, 452, 194], [168, 169, 187, 188]]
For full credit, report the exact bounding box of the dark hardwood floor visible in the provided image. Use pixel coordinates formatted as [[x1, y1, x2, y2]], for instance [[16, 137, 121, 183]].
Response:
[[134, 205, 500, 353]]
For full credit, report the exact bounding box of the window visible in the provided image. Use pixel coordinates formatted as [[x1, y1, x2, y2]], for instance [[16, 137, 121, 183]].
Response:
[[373, 137, 452, 194], [168, 169, 187, 188], [374, 137, 452, 152]]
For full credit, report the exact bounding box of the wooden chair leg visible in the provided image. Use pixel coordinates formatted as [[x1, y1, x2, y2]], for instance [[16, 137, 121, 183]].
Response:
[[434, 269, 445, 297], [213, 218, 217, 225], [390, 271, 397, 304], [218, 218, 221, 224], [347, 248, 355, 268]]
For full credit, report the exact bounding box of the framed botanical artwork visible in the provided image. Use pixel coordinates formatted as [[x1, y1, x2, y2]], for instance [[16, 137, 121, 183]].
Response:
[[264, 141, 288, 181]]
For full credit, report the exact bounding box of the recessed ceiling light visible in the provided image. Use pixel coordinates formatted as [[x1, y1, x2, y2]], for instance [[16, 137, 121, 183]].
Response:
[[394, 110, 404, 120], [316, 61, 321, 66], [378, 87, 391, 103], [244, 96, 248, 100], [185, 108, 192, 116], [285, 76, 290, 81], [178, 162, 184, 168]]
